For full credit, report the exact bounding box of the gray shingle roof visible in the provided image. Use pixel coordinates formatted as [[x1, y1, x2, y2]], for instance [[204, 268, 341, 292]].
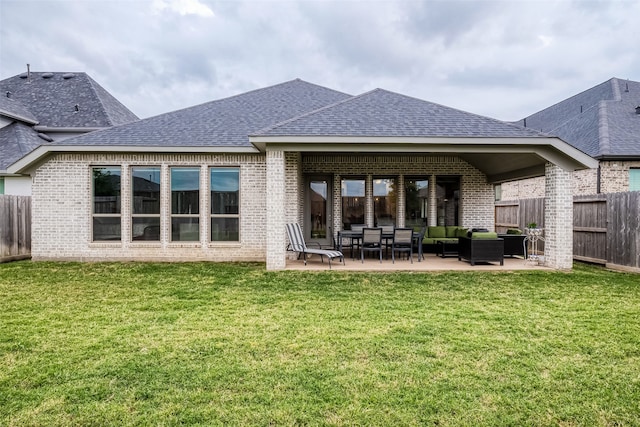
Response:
[[0, 122, 49, 170], [0, 72, 138, 127], [0, 95, 38, 124], [255, 88, 547, 138], [60, 79, 352, 147], [515, 78, 640, 158]]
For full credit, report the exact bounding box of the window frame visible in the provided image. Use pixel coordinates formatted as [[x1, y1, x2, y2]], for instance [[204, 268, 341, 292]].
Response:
[[404, 177, 429, 228], [341, 177, 366, 230], [91, 166, 122, 242], [170, 166, 201, 242], [209, 167, 240, 242], [131, 166, 161, 242], [373, 176, 397, 226]]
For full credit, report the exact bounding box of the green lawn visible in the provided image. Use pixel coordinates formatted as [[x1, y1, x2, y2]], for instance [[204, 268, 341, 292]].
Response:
[[1, 261, 639, 426]]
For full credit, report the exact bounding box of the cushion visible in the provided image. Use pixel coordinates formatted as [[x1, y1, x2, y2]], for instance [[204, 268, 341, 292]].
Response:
[[445, 226, 459, 238], [427, 226, 446, 238], [456, 228, 469, 238], [471, 232, 498, 239], [506, 228, 522, 235]]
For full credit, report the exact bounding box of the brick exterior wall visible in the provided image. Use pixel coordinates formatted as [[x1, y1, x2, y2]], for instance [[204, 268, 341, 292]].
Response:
[[33, 152, 496, 267], [32, 153, 267, 261], [500, 161, 640, 200]]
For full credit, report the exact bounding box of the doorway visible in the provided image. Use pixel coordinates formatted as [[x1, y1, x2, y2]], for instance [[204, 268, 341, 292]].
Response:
[[305, 176, 332, 247]]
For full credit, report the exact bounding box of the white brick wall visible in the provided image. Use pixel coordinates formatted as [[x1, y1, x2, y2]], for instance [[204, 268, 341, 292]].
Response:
[[500, 160, 640, 200], [32, 153, 267, 261], [544, 163, 574, 270], [33, 152, 496, 265]]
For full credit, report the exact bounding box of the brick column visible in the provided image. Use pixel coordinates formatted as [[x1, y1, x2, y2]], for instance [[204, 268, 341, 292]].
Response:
[[429, 174, 437, 226], [544, 163, 573, 270], [397, 175, 405, 227], [365, 174, 373, 226], [266, 150, 286, 270]]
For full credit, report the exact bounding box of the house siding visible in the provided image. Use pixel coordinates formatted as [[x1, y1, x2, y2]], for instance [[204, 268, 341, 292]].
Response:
[[33, 153, 496, 263]]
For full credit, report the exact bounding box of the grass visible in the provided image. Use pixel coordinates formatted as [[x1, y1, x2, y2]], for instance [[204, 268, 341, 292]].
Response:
[[1, 261, 639, 426]]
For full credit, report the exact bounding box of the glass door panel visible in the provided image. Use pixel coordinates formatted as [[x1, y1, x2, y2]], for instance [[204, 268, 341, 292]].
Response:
[[306, 177, 332, 247]]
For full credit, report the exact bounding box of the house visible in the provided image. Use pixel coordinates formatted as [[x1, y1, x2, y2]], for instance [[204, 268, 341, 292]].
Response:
[[6, 79, 597, 270], [0, 70, 138, 195], [499, 77, 640, 200]]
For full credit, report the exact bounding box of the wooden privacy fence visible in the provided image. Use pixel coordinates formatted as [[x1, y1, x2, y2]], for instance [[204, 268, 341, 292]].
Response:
[[0, 195, 31, 262], [496, 192, 640, 271]]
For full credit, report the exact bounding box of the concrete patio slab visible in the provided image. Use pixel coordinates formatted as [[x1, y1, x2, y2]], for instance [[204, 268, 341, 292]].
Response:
[[285, 253, 548, 272]]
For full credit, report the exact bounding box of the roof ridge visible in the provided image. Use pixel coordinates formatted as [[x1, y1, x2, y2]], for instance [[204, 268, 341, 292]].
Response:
[[611, 77, 622, 101], [255, 87, 549, 139], [251, 89, 363, 135], [83, 73, 111, 123]]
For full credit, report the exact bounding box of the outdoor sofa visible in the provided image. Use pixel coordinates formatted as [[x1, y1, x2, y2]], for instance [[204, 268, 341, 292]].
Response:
[[419, 226, 468, 253]]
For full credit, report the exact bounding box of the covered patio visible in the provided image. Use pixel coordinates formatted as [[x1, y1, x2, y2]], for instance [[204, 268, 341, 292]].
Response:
[[253, 90, 597, 271]]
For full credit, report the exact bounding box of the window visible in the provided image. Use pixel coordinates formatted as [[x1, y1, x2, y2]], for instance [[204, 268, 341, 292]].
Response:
[[341, 178, 365, 229], [405, 178, 429, 228], [494, 184, 502, 201], [373, 178, 396, 226], [436, 176, 460, 226], [210, 167, 239, 242], [171, 167, 200, 241], [132, 167, 161, 241], [0, 177, 4, 195], [92, 166, 121, 241], [630, 168, 640, 191]]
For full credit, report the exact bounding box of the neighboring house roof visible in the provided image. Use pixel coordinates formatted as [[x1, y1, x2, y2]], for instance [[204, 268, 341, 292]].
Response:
[[0, 71, 139, 173], [0, 72, 138, 128], [0, 95, 38, 124], [52, 79, 352, 148], [0, 121, 50, 170], [254, 88, 546, 138], [515, 78, 640, 159]]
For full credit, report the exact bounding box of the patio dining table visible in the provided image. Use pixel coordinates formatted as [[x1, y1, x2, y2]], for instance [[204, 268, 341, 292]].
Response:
[[337, 229, 424, 262]]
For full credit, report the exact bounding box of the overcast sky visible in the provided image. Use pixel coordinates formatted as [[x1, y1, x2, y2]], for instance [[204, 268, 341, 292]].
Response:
[[1, 0, 638, 121]]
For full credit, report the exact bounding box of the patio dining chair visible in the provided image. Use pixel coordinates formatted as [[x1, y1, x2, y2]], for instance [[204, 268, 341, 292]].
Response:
[[361, 227, 383, 263], [285, 223, 345, 269], [391, 227, 414, 263]]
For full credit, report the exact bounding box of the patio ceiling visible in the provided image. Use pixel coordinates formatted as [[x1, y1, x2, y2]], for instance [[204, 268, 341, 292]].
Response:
[[250, 136, 599, 184]]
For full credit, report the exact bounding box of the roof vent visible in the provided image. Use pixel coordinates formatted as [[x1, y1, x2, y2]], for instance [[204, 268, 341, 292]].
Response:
[[19, 73, 28, 79], [42, 72, 54, 79], [636, 106, 640, 115], [74, 104, 80, 112], [62, 73, 76, 79], [5, 91, 10, 98]]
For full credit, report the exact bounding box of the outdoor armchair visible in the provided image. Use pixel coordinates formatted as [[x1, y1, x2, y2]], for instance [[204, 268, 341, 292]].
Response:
[[285, 223, 345, 269], [458, 234, 504, 266]]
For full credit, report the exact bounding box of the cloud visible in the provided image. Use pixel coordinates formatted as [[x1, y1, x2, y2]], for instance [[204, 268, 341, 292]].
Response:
[[152, 0, 215, 17], [1, 0, 639, 121]]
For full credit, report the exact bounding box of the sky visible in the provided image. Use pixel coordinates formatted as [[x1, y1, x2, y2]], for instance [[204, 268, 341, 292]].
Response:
[[1, 0, 639, 121]]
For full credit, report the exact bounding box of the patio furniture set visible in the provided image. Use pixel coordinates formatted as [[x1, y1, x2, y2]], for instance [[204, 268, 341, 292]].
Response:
[[286, 223, 533, 269]]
